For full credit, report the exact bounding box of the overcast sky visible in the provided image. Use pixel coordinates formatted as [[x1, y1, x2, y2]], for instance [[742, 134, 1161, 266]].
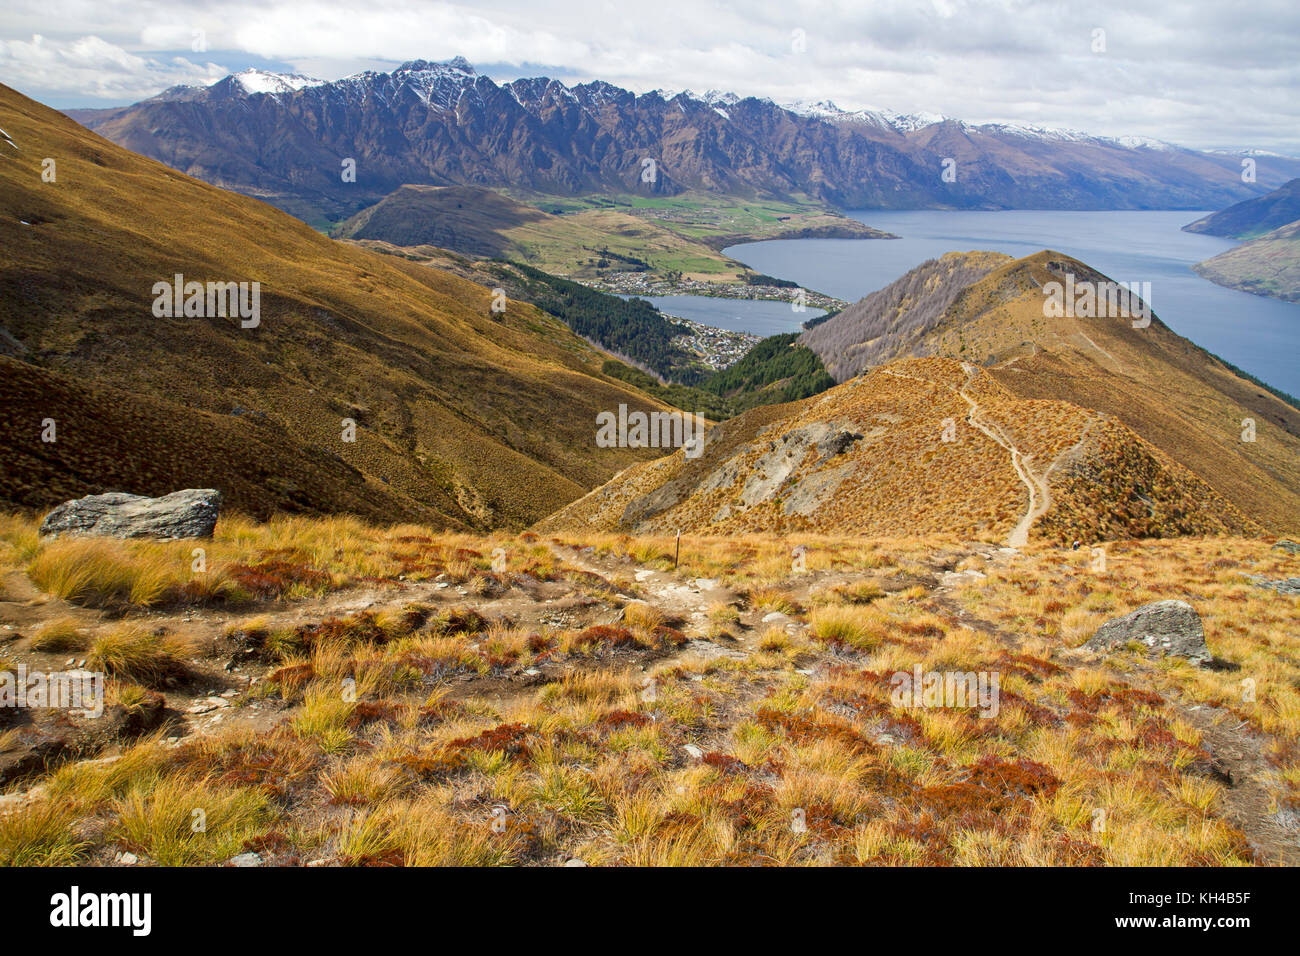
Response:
[[2, 0, 1297, 154]]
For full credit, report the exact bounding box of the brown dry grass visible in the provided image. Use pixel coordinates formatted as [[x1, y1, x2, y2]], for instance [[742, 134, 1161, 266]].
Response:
[[4, 514, 1294, 867]]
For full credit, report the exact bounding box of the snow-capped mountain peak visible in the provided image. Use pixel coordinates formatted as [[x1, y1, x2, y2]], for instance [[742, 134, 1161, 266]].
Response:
[[784, 99, 955, 133], [230, 68, 325, 96]]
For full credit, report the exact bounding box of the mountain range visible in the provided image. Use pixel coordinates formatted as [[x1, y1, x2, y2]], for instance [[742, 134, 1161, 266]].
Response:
[[65, 59, 1300, 224], [6, 75, 1298, 544]]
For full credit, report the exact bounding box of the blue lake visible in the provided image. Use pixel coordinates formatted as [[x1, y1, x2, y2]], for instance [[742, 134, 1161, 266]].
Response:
[[716, 209, 1300, 396]]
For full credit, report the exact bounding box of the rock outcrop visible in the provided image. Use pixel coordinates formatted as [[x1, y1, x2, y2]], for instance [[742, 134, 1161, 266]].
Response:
[[39, 490, 222, 540]]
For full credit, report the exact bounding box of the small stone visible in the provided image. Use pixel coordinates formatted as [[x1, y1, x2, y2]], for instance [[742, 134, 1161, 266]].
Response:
[[226, 852, 262, 867], [116, 851, 138, 865], [563, 858, 588, 867], [683, 744, 704, 759]]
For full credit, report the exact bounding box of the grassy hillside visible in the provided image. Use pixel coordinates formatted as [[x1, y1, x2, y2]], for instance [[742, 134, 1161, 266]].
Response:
[[0, 83, 678, 529], [335, 184, 752, 280], [4, 514, 1296, 866], [336, 186, 891, 282], [1192, 219, 1300, 303], [330, 243, 837, 416], [797, 251, 1300, 534], [539, 356, 1262, 544]]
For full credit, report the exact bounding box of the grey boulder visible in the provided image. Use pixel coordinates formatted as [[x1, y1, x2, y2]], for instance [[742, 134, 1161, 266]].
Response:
[[1243, 574, 1300, 596], [39, 490, 221, 540], [1084, 600, 1211, 666]]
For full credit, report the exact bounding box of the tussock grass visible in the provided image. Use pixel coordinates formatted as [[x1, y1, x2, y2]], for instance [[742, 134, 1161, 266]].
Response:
[[292, 683, 356, 753], [622, 601, 663, 631], [387, 799, 519, 866], [87, 624, 193, 687], [750, 587, 802, 616], [0, 799, 89, 866], [25, 536, 233, 608], [29, 617, 88, 652], [43, 738, 169, 809], [2, 520, 1292, 869], [541, 670, 638, 707], [111, 776, 271, 866], [808, 605, 880, 650], [0, 513, 40, 572], [28, 539, 140, 606], [322, 757, 404, 806]]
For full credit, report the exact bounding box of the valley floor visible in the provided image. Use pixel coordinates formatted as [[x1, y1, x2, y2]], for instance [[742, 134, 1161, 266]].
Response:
[[1, 514, 1297, 866]]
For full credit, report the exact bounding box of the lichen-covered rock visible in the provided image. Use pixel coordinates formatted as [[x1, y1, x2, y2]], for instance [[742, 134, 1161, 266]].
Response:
[[39, 490, 221, 540], [1084, 600, 1211, 665], [1244, 574, 1300, 596]]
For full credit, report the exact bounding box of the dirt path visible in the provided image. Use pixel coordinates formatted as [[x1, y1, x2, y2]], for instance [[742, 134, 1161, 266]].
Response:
[[880, 365, 1049, 548], [955, 363, 1051, 548]]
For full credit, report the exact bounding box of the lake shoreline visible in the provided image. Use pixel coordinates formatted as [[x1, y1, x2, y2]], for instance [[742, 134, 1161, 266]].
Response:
[[722, 209, 1300, 396]]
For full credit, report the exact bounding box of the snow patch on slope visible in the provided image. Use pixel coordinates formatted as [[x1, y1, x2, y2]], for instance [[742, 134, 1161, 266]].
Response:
[[231, 69, 325, 95]]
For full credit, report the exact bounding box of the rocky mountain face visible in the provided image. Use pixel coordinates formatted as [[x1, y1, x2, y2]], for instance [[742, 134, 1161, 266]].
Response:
[[65, 59, 1299, 223]]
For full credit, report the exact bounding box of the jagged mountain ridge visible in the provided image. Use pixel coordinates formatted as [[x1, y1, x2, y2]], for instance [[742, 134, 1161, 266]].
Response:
[[63, 59, 1300, 223]]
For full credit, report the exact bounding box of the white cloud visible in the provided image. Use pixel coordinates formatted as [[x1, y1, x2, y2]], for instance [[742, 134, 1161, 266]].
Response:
[[0, 32, 224, 99], [0, 0, 1296, 152]]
